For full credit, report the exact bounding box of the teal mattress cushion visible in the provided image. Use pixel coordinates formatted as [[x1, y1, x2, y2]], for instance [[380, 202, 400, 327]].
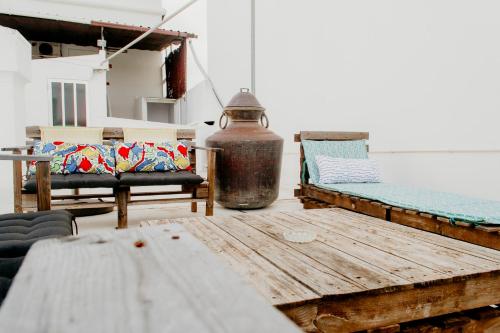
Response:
[[316, 182, 500, 225], [302, 140, 368, 184]]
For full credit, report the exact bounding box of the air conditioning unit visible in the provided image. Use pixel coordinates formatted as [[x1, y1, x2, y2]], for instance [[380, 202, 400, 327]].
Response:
[[31, 42, 61, 59]]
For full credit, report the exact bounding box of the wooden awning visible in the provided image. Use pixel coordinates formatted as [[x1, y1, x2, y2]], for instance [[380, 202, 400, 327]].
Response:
[[0, 14, 197, 51]]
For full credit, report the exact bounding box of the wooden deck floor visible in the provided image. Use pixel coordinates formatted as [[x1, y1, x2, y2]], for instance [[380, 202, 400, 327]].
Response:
[[144, 208, 500, 332]]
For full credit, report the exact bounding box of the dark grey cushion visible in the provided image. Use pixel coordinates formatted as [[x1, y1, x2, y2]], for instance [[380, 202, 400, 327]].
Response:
[[24, 174, 119, 192], [0, 277, 11, 305], [0, 210, 74, 304], [0, 210, 74, 257], [118, 171, 204, 186]]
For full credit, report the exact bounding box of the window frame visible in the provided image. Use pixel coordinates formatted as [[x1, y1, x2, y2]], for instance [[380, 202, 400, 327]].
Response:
[[48, 79, 89, 127]]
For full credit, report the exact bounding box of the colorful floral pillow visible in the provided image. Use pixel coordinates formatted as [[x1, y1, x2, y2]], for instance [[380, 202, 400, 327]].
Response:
[[63, 144, 115, 175], [29, 141, 78, 175], [170, 141, 192, 171], [114, 141, 191, 173], [29, 141, 115, 175]]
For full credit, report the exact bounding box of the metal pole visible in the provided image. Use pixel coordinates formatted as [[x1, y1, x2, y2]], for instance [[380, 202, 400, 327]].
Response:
[[250, 0, 256, 95], [101, 0, 199, 65]]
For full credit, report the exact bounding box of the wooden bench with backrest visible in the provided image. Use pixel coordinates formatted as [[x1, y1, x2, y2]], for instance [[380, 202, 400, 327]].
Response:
[[294, 131, 500, 250], [1, 126, 218, 229]]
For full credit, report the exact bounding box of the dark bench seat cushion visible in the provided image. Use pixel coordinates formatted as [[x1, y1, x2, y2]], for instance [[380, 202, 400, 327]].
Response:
[[0, 210, 74, 258], [24, 174, 119, 192], [118, 171, 204, 186], [0, 210, 73, 304]]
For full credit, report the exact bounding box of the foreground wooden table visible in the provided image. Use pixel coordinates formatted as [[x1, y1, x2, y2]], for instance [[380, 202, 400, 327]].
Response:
[[0, 225, 301, 333], [144, 208, 500, 332]]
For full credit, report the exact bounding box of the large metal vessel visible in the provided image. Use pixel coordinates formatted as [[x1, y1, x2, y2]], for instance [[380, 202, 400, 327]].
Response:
[[205, 88, 283, 209]]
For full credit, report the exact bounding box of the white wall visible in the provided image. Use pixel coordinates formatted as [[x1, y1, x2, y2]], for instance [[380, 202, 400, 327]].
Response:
[[207, 0, 251, 104], [0, 0, 164, 26], [108, 49, 164, 120], [25, 52, 108, 127], [0, 27, 32, 213], [163, 0, 208, 91], [198, 0, 500, 201]]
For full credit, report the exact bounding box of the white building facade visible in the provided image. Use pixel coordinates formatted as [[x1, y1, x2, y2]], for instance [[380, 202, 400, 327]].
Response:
[[0, 0, 195, 212], [181, 0, 500, 201]]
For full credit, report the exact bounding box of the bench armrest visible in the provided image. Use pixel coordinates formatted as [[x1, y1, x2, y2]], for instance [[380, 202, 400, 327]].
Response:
[[1, 153, 52, 212], [191, 145, 223, 152], [0, 154, 52, 162], [1, 145, 34, 152]]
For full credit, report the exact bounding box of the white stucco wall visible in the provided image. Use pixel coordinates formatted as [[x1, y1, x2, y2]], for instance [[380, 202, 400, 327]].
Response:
[[108, 49, 164, 120], [0, 27, 32, 213], [162, 0, 208, 91], [190, 0, 500, 201], [0, 0, 164, 26], [25, 52, 108, 127]]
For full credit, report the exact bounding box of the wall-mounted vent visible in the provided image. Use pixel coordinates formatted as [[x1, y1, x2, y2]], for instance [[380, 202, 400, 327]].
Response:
[[31, 41, 61, 59]]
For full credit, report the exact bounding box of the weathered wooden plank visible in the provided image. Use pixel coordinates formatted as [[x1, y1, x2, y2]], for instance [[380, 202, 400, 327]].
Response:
[[35, 161, 51, 211], [241, 212, 456, 283], [289, 210, 500, 273], [50, 201, 116, 210], [303, 271, 500, 333], [206, 149, 216, 216], [205, 214, 375, 296], [12, 149, 23, 213], [476, 225, 500, 232], [228, 214, 411, 288], [302, 185, 500, 250], [150, 209, 500, 333], [26, 126, 196, 140], [302, 185, 387, 219], [115, 187, 128, 229], [295, 131, 369, 142], [127, 197, 206, 206], [302, 198, 333, 209], [0, 154, 52, 161], [157, 217, 320, 305], [0, 225, 301, 333], [328, 209, 500, 263]]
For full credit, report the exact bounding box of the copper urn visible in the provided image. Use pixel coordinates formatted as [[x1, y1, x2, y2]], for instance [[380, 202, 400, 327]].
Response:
[[206, 88, 283, 209]]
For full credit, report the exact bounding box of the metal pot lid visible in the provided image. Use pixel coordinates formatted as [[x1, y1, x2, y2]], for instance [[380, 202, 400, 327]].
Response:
[[225, 88, 266, 112]]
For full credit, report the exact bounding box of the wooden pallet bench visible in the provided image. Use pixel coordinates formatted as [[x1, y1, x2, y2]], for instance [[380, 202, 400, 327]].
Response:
[[294, 131, 500, 251], [0, 126, 220, 228]]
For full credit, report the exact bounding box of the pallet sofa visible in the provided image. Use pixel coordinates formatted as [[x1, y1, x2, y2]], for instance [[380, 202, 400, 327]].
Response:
[[1, 126, 219, 229], [294, 131, 500, 250]]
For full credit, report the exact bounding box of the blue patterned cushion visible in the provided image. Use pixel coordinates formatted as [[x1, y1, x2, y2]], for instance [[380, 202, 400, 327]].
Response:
[[29, 142, 115, 175], [115, 141, 191, 173], [316, 183, 500, 225], [316, 156, 381, 183], [302, 140, 368, 184]]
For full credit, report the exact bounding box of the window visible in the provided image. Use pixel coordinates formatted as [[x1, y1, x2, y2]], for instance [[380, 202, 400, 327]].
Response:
[[49, 81, 87, 126]]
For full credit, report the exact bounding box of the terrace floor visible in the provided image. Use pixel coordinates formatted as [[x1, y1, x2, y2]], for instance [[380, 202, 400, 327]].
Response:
[[77, 198, 302, 234]]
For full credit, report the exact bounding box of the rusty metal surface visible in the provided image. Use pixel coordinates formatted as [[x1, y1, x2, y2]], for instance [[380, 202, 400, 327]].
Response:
[[206, 89, 283, 209]]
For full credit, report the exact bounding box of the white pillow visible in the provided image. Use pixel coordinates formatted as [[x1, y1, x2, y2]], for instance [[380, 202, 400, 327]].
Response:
[[315, 155, 382, 184]]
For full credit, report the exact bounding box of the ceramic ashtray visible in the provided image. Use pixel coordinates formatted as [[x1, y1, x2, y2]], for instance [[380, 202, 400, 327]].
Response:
[[283, 230, 317, 243]]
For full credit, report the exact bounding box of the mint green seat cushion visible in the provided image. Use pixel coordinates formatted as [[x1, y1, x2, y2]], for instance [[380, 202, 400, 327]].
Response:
[[316, 183, 500, 225], [302, 140, 368, 184]]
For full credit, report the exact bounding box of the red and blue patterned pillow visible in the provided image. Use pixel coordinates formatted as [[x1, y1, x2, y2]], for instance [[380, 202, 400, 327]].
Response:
[[63, 144, 115, 175], [29, 141, 115, 175], [114, 141, 191, 173]]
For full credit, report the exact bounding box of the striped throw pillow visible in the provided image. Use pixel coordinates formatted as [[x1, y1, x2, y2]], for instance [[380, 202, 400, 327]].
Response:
[[316, 155, 381, 184]]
